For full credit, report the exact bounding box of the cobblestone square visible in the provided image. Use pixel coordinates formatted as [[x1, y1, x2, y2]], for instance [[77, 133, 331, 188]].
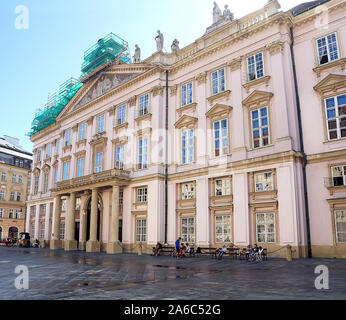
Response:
[[0, 247, 345, 300]]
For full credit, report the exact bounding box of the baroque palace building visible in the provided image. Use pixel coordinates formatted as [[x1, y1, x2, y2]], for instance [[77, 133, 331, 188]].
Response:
[[26, 0, 346, 258], [0, 136, 32, 240]]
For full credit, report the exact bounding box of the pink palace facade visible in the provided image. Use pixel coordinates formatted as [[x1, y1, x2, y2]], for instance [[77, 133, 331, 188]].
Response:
[[26, 0, 346, 258]]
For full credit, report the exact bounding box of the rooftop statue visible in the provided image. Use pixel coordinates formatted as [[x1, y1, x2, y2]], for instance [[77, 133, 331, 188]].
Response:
[[133, 44, 141, 63], [213, 2, 222, 24], [171, 39, 180, 54], [155, 30, 164, 52], [223, 5, 234, 21]]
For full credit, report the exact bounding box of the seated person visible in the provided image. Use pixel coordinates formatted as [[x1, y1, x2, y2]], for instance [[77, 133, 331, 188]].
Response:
[[181, 243, 187, 257], [152, 242, 163, 256], [196, 247, 202, 254], [217, 245, 227, 260]]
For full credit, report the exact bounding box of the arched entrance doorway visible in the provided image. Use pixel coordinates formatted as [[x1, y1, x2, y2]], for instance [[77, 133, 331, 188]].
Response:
[[9, 227, 18, 239], [86, 198, 101, 242]]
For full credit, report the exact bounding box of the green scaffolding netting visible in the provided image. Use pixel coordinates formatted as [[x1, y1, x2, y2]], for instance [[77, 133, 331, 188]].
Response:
[[28, 33, 130, 137]]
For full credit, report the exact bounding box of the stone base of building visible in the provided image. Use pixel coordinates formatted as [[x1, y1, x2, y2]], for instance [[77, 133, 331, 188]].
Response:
[[106, 241, 123, 254], [311, 245, 346, 259], [79, 242, 86, 251], [50, 240, 62, 250], [86, 240, 100, 253], [122, 243, 153, 255], [65, 240, 78, 251]]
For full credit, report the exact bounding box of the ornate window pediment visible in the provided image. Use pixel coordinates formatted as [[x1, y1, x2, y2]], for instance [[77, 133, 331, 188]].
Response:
[[242, 90, 273, 108], [206, 104, 233, 120], [314, 74, 346, 96], [42, 164, 50, 172], [174, 115, 198, 129]]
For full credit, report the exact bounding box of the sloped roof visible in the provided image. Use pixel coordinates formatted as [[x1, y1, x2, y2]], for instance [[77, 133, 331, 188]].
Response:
[[0, 137, 32, 156], [290, 0, 331, 16]]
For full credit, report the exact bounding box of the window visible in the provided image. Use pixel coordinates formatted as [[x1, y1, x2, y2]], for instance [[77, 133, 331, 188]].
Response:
[[10, 192, 15, 201], [251, 107, 270, 148], [211, 68, 225, 95], [19, 160, 24, 168], [94, 152, 103, 173], [12, 175, 16, 183], [136, 218, 147, 242], [254, 172, 274, 192], [137, 187, 148, 203], [331, 165, 346, 187], [18, 175, 23, 184], [335, 210, 346, 243], [65, 129, 71, 147], [215, 215, 232, 243], [43, 172, 49, 193], [256, 213, 276, 243], [16, 210, 21, 219], [97, 114, 105, 133], [182, 129, 194, 164], [181, 217, 195, 243], [181, 82, 193, 107], [59, 222, 65, 240], [214, 119, 229, 157], [16, 192, 21, 202], [0, 208, 3, 218], [54, 168, 58, 184], [317, 32, 339, 65], [215, 178, 231, 196], [247, 52, 264, 81], [1, 172, 6, 181], [116, 145, 125, 170], [36, 149, 41, 162], [40, 223, 45, 240], [325, 94, 346, 140], [63, 162, 70, 181], [56, 140, 60, 155], [139, 93, 149, 117], [31, 224, 35, 238], [61, 199, 66, 212], [182, 183, 195, 200], [79, 123, 86, 141], [117, 104, 127, 125], [46, 144, 52, 158], [0, 191, 4, 200], [77, 158, 84, 178], [9, 209, 14, 219], [119, 190, 124, 206], [34, 175, 39, 195], [138, 138, 148, 170], [41, 204, 46, 216]]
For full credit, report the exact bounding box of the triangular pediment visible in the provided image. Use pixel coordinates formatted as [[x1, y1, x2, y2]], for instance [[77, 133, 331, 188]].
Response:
[[57, 64, 154, 120], [242, 90, 273, 107], [314, 74, 346, 93], [174, 115, 198, 129], [206, 103, 233, 119]]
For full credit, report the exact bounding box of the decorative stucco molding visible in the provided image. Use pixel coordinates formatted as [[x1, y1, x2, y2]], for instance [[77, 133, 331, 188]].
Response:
[[266, 40, 285, 55], [228, 57, 243, 71], [151, 85, 164, 97], [195, 72, 207, 85]]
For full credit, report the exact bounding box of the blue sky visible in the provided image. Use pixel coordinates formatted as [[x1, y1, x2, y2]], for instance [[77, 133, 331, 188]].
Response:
[[0, 0, 303, 152]]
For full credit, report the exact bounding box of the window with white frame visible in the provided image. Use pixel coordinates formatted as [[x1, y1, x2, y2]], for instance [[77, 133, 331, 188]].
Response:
[[335, 210, 346, 243], [181, 82, 193, 107], [116, 145, 125, 170], [16, 192, 21, 201], [138, 138, 148, 170], [34, 175, 39, 195], [40, 223, 45, 240], [18, 175, 23, 184], [247, 52, 264, 81], [182, 129, 194, 164], [325, 94, 346, 141], [136, 218, 147, 242], [214, 119, 229, 157], [43, 172, 49, 193], [63, 162, 70, 181], [76, 198, 81, 210], [215, 178, 231, 197], [56, 140, 60, 155], [79, 123, 86, 141], [31, 224, 35, 238], [137, 187, 148, 203], [0, 190, 4, 200], [12, 174, 16, 183], [36, 149, 42, 162], [181, 217, 195, 243], [61, 199, 66, 212], [211, 68, 225, 95], [331, 165, 346, 187], [94, 152, 103, 173], [317, 32, 339, 65], [97, 114, 105, 133], [182, 182, 195, 200], [59, 222, 65, 240], [16, 210, 21, 219], [64, 129, 71, 147], [119, 190, 124, 206], [1, 172, 6, 181], [256, 213, 276, 243], [41, 204, 46, 216], [215, 215, 232, 243], [10, 192, 15, 201], [139, 93, 149, 117], [0, 208, 3, 218], [46, 144, 52, 158], [77, 157, 84, 178], [251, 106, 270, 148], [254, 172, 274, 192], [117, 104, 126, 125], [9, 209, 14, 219]]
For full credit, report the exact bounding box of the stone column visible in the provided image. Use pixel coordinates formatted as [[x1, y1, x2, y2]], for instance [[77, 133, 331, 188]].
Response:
[[107, 185, 122, 254], [79, 208, 87, 251], [50, 195, 62, 250], [86, 188, 100, 252], [65, 192, 77, 251]]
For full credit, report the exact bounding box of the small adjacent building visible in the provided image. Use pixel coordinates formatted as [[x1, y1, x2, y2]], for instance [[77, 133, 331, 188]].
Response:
[[0, 136, 32, 240]]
